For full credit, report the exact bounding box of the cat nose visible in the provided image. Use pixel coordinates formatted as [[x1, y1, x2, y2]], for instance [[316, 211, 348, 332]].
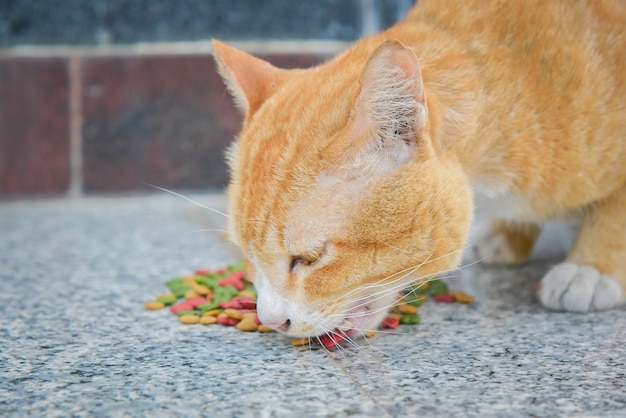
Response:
[[265, 318, 291, 332]]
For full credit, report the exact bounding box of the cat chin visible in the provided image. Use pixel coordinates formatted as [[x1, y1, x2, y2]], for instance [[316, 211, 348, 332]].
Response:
[[335, 293, 398, 338]]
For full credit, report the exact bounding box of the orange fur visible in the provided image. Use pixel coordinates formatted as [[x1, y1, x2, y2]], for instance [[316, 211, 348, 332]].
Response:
[[213, 0, 626, 336]]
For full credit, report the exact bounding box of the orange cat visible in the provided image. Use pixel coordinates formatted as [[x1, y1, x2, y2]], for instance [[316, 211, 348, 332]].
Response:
[[213, 0, 626, 337]]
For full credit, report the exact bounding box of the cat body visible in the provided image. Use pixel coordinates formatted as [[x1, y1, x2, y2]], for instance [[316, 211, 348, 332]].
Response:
[[213, 0, 626, 337]]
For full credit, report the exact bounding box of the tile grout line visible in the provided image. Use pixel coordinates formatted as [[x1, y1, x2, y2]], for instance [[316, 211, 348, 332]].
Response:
[[0, 40, 351, 58], [68, 55, 83, 198], [361, 0, 380, 37]]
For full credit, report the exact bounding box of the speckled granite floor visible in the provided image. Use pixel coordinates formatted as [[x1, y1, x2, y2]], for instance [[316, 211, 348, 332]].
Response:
[[1, 194, 625, 418]]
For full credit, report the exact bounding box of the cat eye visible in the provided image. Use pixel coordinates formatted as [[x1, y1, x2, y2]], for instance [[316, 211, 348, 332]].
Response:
[[289, 243, 327, 272], [290, 256, 313, 272]]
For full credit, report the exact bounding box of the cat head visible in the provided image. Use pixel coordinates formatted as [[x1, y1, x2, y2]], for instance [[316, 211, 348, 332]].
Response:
[[213, 39, 473, 338]]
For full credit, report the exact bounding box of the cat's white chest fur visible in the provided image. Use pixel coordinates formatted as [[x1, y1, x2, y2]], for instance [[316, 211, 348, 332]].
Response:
[[472, 183, 528, 220]]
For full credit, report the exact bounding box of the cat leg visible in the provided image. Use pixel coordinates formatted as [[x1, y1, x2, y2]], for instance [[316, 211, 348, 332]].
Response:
[[539, 187, 626, 312], [475, 219, 540, 265]]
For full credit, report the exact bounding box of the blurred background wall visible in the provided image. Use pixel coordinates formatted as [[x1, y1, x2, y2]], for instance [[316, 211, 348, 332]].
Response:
[[0, 0, 413, 197]]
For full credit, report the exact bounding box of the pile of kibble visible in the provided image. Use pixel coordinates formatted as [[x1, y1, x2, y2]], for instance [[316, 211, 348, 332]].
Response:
[[145, 262, 473, 349]]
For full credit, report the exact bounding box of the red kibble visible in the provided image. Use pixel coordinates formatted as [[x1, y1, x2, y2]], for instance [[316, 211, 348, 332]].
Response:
[[218, 271, 247, 291], [170, 300, 195, 314], [169, 297, 206, 313], [318, 330, 346, 349], [194, 268, 211, 276], [216, 316, 240, 326], [434, 293, 456, 303], [219, 296, 256, 310], [381, 317, 400, 329], [533, 282, 541, 290], [187, 297, 207, 308]]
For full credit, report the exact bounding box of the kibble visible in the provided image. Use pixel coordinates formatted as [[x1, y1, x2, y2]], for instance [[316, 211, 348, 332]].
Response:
[[397, 303, 419, 315], [202, 309, 221, 317], [179, 314, 200, 324], [224, 308, 243, 320], [452, 291, 474, 304], [434, 293, 456, 303], [156, 295, 178, 306], [200, 315, 217, 325], [291, 337, 311, 346], [236, 314, 259, 332], [144, 301, 165, 310], [146, 264, 470, 349], [184, 289, 201, 300]]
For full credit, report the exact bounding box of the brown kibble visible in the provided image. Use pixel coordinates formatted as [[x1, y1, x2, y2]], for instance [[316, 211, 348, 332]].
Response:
[[224, 308, 243, 320], [257, 325, 274, 333], [238, 290, 257, 299], [452, 291, 474, 303], [291, 337, 310, 346], [236, 317, 258, 332], [179, 314, 200, 324], [397, 304, 419, 315], [144, 301, 165, 310], [200, 315, 217, 325], [364, 330, 378, 338], [156, 293, 176, 299], [386, 313, 402, 320], [184, 289, 200, 300], [191, 283, 211, 295], [202, 309, 221, 317], [182, 276, 196, 285]]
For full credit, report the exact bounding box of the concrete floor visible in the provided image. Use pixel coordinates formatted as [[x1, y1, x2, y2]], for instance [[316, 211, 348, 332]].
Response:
[[1, 193, 625, 417]]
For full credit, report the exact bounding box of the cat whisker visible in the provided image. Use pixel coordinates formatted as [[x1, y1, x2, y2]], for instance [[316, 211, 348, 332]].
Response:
[[146, 184, 232, 220], [375, 239, 414, 254], [187, 228, 229, 234], [334, 257, 470, 318], [337, 245, 471, 311]]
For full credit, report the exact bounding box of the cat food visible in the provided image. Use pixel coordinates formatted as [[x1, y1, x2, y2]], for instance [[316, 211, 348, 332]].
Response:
[[452, 291, 474, 304], [200, 316, 217, 325], [433, 293, 456, 303], [318, 331, 346, 349], [179, 314, 200, 324], [291, 337, 311, 346], [144, 301, 165, 310], [145, 262, 472, 349]]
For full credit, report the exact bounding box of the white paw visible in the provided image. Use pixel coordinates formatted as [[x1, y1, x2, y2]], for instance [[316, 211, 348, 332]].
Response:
[[539, 262, 625, 312], [474, 231, 522, 265]]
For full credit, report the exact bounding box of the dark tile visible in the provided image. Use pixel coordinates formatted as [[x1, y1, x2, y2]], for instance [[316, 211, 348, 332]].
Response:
[[0, 58, 71, 195], [81, 53, 328, 193], [375, 0, 415, 31], [0, 0, 362, 46]]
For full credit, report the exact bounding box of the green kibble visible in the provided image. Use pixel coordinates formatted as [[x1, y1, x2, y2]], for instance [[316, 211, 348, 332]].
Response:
[[166, 279, 193, 295], [428, 279, 448, 296], [406, 283, 429, 295], [172, 286, 192, 298], [400, 314, 421, 325], [166, 278, 185, 287], [198, 301, 221, 313], [195, 275, 220, 290], [214, 285, 238, 303], [405, 295, 426, 307], [229, 260, 246, 272], [176, 310, 199, 317], [157, 296, 178, 306]]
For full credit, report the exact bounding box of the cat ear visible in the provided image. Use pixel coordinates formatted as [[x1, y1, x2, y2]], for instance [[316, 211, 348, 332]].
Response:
[[352, 40, 428, 161], [212, 40, 288, 116]]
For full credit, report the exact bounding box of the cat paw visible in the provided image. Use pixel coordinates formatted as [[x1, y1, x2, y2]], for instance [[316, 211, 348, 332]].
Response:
[[539, 262, 625, 312], [474, 230, 528, 265]]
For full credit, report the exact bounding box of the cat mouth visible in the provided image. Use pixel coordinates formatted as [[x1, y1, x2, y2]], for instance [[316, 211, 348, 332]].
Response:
[[333, 292, 399, 339], [339, 304, 381, 338]]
